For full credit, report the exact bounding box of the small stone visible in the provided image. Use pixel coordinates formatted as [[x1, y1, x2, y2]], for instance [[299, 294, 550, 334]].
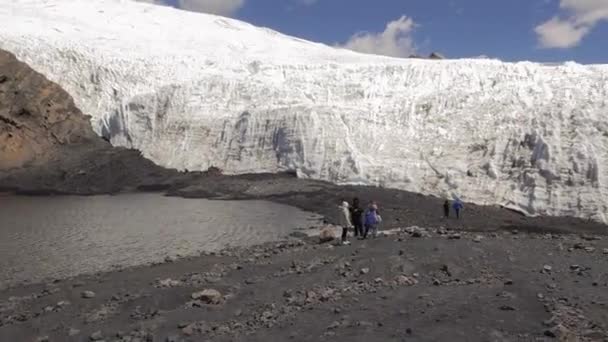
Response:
[[499, 305, 516, 311], [585, 247, 596, 253], [544, 324, 571, 339], [542, 265, 552, 273], [165, 255, 177, 263], [360, 268, 370, 275], [81, 290, 96, 299], [166, 336, 180, 342], [374, 277, 384, 284], [191, 289, 222, 304], [395, 275, 417, 286], [473, 235, 483, 243], [358, 321, 374, 328], [432, 278, 441, 286], [57, 300, 70, 307], [69, 328, 80, 336], [177, 322, 189, 329], [327, 321, 341, 330], [333, 307, 341, 314], [583, 329, 606, 340], [90, 331, 103, 341], [504, 279, 513, 285], [603, 248, 608, 254], [448, 233, 461, 240], [158, 278, 181, 288], [182, 324, 195, 336], [537, 293, 545, 300], [36, 337, 49, 342]]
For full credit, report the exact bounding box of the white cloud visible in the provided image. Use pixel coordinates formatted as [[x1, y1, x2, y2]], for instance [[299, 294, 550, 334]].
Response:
[[135, 0, 245, 16], [535, 0, 608, 48], [340, 16, 418, 58]]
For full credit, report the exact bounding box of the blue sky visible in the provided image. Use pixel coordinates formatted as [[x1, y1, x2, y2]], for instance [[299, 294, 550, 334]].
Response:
[[140, 0, 608, 64]]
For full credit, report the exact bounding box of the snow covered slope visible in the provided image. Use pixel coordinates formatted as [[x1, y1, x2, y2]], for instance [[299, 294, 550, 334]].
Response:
[[1, 0, 608, 222]]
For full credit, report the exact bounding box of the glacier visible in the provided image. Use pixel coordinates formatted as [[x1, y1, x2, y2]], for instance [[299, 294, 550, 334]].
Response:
[[1, 0, 608, 222]]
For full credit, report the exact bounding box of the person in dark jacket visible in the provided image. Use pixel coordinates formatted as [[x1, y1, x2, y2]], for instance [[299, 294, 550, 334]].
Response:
[[443, 200, 450, 218], [350, 197, 364, 237], [452, 200, 464, 219]]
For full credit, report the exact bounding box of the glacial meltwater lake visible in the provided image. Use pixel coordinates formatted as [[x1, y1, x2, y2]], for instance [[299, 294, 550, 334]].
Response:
[[0, 194, 321, 289]]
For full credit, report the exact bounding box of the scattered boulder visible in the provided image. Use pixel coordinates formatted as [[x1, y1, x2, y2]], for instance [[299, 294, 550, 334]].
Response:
[[360, 268, 370, 275], [81, 290, 96, 299], [191, 289, 223, 304], [473, 235, 483, 243], [166, 335, 180, 342], [157, 278, 181, 288], [319, 227, 337, 243], [395, 275, 418, 286], [542, 265, 552, 274], [182, 324, 195, 336], [89, 331, 103, 341], [164, 255, 178, 263]]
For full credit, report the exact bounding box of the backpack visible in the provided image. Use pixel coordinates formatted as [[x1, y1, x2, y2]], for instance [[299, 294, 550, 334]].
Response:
[[365, 210, 378, 225]]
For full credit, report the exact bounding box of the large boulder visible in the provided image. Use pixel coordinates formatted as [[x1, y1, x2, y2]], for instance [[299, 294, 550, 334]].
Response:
[[319, 227, 337, 243], [191, 289, 223, 304]]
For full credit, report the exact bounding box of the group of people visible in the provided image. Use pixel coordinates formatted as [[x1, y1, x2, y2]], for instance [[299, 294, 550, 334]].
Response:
[[443, 199, 464, 219], [338, 198, 382, 245], [337, 197, 465, 245]]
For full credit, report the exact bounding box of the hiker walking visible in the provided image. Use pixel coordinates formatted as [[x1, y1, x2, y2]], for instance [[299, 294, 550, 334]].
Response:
[[443, 200, 450, 218], [350, 197, 364, 237], [452, 199, 464, 219], [338, 200, 353, 245], [363, 202, 381, 239]]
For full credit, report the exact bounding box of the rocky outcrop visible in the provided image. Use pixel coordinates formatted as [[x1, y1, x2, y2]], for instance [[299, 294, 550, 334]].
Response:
[[0, 49, 102, 170]]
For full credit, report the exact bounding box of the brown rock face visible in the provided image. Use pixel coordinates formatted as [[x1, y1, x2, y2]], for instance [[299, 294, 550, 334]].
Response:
[[0, 49, 101, 170]]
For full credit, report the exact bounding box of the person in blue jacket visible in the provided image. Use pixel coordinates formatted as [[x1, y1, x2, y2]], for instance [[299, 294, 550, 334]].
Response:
[[452, 200, 464, 219], [362, 202, 381, 239]]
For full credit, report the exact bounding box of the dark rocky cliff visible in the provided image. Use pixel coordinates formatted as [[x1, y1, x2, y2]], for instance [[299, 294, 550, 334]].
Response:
[[0, 49, 103, 170]]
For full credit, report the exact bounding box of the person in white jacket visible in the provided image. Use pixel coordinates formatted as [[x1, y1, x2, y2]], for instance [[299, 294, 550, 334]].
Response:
[[338, 201, 353, 245]]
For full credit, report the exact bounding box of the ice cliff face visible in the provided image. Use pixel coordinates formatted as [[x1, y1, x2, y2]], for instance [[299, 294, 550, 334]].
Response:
[[1, 0, 607, 222]]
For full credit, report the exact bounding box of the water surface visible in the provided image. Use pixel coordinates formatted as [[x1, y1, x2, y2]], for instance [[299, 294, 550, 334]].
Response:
[[0, 194, 320, 288]]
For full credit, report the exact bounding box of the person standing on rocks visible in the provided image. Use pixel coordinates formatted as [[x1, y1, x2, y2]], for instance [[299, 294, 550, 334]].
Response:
[[443, 200, 450, 218], [338, 200, 353, 245], [350, 197, 364, 237], [452, 199, 464, 219], [363, 202, 381, 239]]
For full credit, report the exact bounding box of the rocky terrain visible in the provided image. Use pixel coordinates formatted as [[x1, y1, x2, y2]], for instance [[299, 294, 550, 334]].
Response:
[[0, 49, 102, 170], [0, 228, 607, 341]]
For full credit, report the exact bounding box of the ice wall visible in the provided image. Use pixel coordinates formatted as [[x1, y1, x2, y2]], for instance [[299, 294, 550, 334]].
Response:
[[1, 0, 607, 222]]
